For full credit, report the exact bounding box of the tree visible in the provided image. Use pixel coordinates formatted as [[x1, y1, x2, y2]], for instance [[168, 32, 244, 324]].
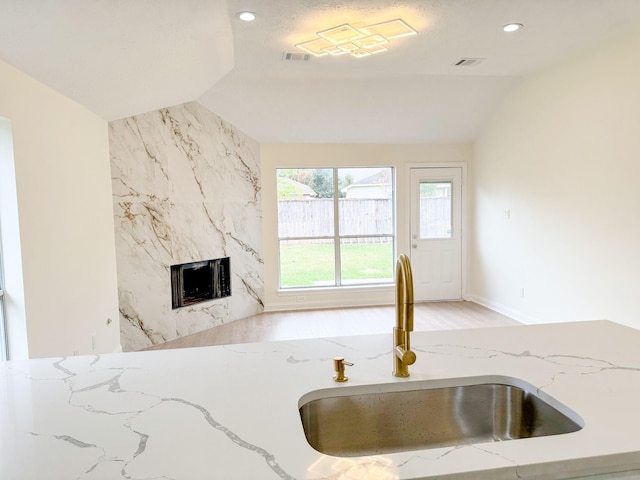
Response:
[[338, 173, 353, 198], [310, 169, 334, 198]]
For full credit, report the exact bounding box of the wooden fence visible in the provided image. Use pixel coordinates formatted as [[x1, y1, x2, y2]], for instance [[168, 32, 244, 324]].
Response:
[[277, 197, 450, 242]]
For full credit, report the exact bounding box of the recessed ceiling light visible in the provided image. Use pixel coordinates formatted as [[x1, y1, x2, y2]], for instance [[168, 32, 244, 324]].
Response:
[[503, 23, 523, 32], [237, 11, 256, 22]]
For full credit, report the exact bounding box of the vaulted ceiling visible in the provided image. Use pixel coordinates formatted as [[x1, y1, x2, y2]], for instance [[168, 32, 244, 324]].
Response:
[[2, 0, 640, 143]]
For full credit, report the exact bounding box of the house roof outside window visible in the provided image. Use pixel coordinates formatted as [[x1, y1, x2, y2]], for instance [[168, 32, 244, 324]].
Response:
[[342, 169, 392, 199], [277, 177, 318, 198]]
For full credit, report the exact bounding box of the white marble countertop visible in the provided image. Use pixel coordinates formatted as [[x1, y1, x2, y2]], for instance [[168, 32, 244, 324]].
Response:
[[2, 320, 640, 479]]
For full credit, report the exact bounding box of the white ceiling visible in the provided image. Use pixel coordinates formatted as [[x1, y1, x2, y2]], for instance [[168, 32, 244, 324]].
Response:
[[2, 0, 640, 143]]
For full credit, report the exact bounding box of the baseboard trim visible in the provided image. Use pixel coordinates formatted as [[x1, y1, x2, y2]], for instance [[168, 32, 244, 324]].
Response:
[[466, 294, 539, 325], [264, 292, 542, 325], [263, 299, 393, 313]]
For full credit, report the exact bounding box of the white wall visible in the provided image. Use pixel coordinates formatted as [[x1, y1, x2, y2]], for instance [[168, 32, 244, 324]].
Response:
[[0, 58, 120, 359], [261, 143, 471, 311], [470, 26, 640, 327]]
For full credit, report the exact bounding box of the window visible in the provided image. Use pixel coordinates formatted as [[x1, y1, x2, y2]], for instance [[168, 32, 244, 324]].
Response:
[[277, 167, 395, 289], [419, 181, 453, 239], [0, 238, 6, 360]]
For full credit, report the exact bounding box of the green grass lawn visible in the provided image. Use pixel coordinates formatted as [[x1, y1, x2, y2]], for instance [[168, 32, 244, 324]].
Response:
[[280, 242, 393, 288]]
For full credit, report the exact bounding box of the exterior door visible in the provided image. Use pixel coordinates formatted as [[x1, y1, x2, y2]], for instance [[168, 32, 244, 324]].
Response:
[[409, 167, 463, 301]]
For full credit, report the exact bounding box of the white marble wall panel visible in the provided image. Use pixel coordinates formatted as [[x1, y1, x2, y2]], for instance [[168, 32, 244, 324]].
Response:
[[109, 102, 263, 351]]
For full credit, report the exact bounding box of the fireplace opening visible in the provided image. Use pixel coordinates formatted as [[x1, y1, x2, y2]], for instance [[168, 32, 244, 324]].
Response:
[[171, 257, 231, 309]]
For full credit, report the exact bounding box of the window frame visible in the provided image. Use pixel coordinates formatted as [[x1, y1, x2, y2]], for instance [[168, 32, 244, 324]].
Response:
[[0, 236, 7, 361], [277, 167, 396, 290]]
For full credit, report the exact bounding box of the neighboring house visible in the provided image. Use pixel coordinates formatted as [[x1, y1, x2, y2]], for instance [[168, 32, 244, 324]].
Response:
[[342, 169, 392, 199], [277, 177, 318, 198]]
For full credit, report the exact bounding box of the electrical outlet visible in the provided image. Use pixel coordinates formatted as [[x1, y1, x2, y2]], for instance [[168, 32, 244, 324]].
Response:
[[504, 209, 511, 220], [296, 295, 305, 302]]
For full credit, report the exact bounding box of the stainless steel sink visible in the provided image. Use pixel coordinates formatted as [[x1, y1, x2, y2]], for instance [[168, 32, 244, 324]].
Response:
[[299, 376, 583, 457]]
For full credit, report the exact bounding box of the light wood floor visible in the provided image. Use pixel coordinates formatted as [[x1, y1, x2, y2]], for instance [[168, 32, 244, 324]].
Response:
[[145, 301, 520, 351]]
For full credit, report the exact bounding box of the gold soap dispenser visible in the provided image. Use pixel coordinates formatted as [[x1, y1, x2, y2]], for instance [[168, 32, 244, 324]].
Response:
[[333, 357, 354, 382]]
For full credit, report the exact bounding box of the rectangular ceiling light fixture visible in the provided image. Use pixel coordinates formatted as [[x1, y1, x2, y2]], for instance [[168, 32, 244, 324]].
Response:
[[295, 37, 334, 56], [355, 35, 389, 49], [361, 19, 418, 39], [317, 24, 365, 44], [295, 18, 417, 58]]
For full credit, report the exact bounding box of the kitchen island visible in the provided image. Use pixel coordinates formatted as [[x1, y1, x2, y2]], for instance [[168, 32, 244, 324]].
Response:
[[2, 320, 640, 479]]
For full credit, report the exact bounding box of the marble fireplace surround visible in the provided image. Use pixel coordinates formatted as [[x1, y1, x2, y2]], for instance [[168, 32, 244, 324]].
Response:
[[109, 102, 264, 352]]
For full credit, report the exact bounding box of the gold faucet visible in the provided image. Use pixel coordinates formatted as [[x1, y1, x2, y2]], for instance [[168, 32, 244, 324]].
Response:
[[394, 254, 417, 377]]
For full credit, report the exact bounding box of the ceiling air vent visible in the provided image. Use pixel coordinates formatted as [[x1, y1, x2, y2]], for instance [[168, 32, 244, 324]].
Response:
[[454, 57, 486, 67], [283, 52, 311, 62]]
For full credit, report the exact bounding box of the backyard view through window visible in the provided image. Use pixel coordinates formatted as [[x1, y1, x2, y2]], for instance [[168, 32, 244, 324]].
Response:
[[419, 181, 453, 239], [277, 167, 395, 289]]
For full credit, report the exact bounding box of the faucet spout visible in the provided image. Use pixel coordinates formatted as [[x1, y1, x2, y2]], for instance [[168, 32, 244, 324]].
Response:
[[394, 254, 417, 377]]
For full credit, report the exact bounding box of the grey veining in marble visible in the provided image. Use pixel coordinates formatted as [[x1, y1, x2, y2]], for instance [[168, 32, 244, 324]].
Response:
[[6, 321, 640, 480], [5, 322, 640, 479], [109, 102, 263, 351]]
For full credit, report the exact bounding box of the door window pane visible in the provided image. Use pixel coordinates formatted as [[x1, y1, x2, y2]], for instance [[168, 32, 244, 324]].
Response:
[[419, 181, 452, 239]]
